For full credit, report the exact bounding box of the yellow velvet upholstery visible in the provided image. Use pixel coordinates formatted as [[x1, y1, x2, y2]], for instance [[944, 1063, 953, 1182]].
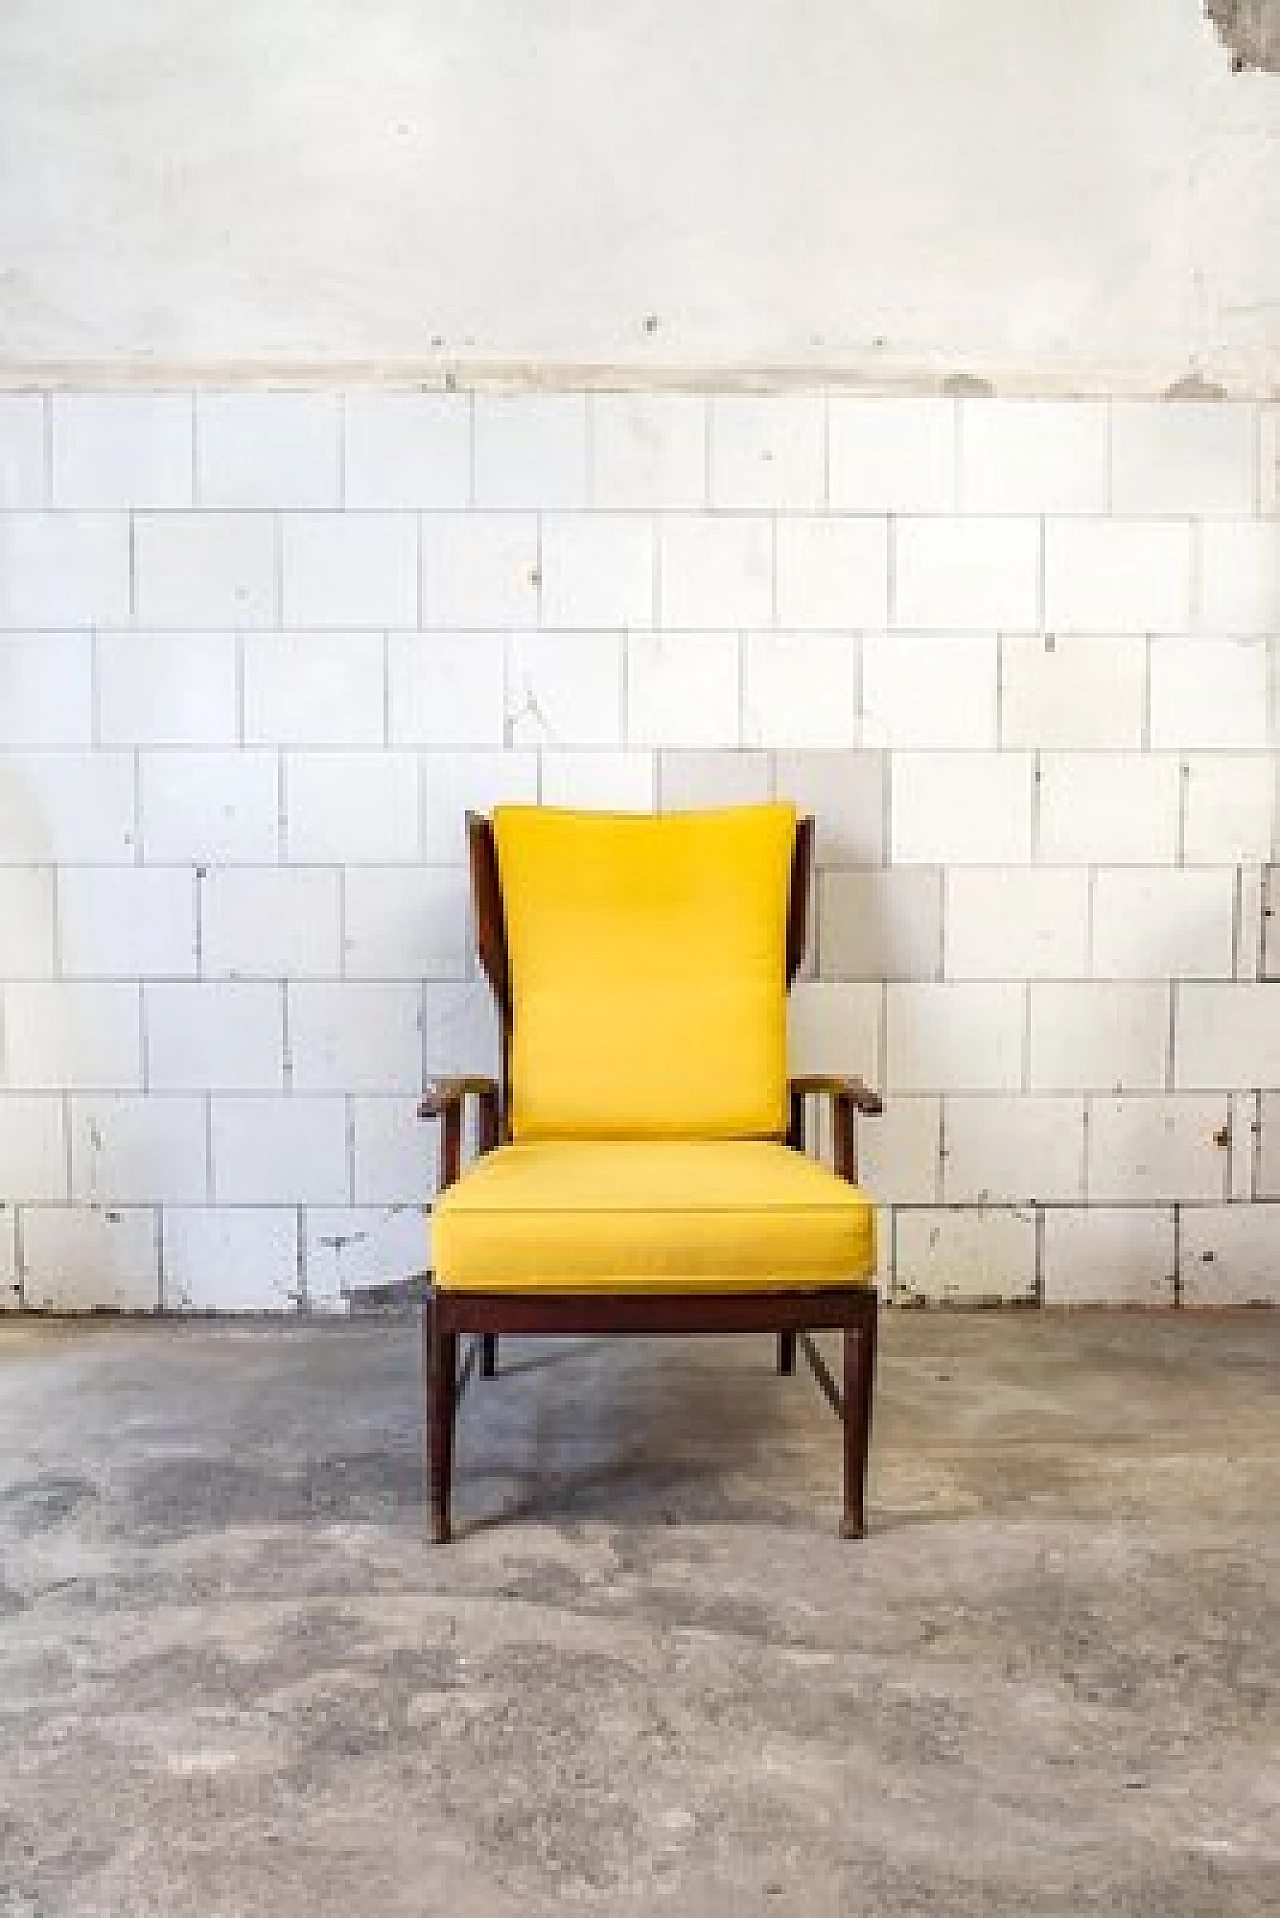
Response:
[[492, 803, 796, 1141], [432, 1140, 876, 1293]]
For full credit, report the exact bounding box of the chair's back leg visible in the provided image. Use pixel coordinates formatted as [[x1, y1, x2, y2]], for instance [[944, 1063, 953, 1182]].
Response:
[[776, 1331, 796, 1374], [429, 1315, 458, 1543], [480, 1333, 498, 1378], [841, 1294, 877, 1539]]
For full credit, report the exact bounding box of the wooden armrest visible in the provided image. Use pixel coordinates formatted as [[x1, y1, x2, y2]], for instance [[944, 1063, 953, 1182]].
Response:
[[789, 1074, 884, 1117], [419, 1075, 502, 1190], [418, 1075, 500, 1121]]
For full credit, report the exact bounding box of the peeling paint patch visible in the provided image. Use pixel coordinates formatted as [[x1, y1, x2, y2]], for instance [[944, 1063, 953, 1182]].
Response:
[[1205, 1, 1280, 71], [942, 373, 996, 398], [1164, 372, 1229, 399]]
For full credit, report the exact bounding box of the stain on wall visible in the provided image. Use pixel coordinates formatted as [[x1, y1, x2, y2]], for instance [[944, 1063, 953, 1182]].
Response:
[[1206, 1, 1280, 71]]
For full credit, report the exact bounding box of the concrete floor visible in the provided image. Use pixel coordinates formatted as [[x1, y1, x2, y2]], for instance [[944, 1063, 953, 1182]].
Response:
[[0, 1311, 1277, 1917]]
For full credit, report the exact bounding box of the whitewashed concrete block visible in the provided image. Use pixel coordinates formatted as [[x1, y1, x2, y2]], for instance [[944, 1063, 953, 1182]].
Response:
[[282, 513, 416, 628], [946, 868, 1089, 981], [894, 1207, 1037, 1304], [1111, 402, 1254, 517], [0, 1213, 16, 1308], [306, 1205, 425, 1307], [590, 394, 706, 509], [421, 513, 540, 628], [58, 867, 196, 979], [1000, 635, 1147, 751], [1092, 868, 1235, 981], [343, 392, 471, 508], [0, 1097, 67, 1202], [0, 752, 135, 865], [1239, 865, 1265, 982], [1088, 1094, 1227, 1204], [98, 631, 239, 746], [539, 750, 655, 812], [709, 395, 825, 509], [508, 631, 623, 748], [1199, 521, 1280, 635], [1038, 753, 1180, 865], [134, 513, 274, 628], [1262, 406, 1279, 516], [862, 632, 996, 750], [820, 869, 942, 981], [246, 631, 386, 746], [895, 519, 1039, 632], [1044, 520, 1192, 635], [352, 1096, 436, 1205], [0, 395, 45, 507], [69, 1094, 207, 1205], [1230, 1091, 1258, 1203], [658, 750, 771, 811], [473, 394, 587, 508], [743, 631, 859, 748], [0, 514, 130, 627], [146, 983, 283, 1092], [788, 981, 881, 1087], [1029, 983, 1170, 1093], [857, 1097, 940, 1204], [52, 394, 192, 508], [343, 866, 469, 980], [0, 867, 55, 976], [944, 1095, 1085, 1204], [828, 398, 954, 512], [421, 982, 500, 1078], [287, 751, 419, 864], [0, 633, 92, 745], [658, 515, 772, 629], [3, 983, 141, 1090], [1176, 984, 1280, 1090], [1258, 1093, 1280, 1196], [1180, 1205, 1280, 1305], [627, 632, 740, 748], [419, 750, 538, 861], [892, 753, 1033, 865], [211, 1096, 348, 1204], [201, 868, 342, 981], [774, 751, 885, 868], [1183, 757, 1275, 864], [1150, 638, 1270, 750], [886, 983, 1023, 1093], [388, 631, 506, 747], [140, 751, 279, 863], [21, 1207, 159, 1311], [163, 1209, 300, 1312], [1041, 1208, 1175, 1306], [540, 514, 654, 628], [958, 400, 1108, 514], [196, 393, 340, 506], [774, 516, 888, 630], [289, 983, 421, 1094]]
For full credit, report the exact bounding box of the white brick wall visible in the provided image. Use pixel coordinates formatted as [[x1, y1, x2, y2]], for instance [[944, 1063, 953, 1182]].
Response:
[[2, 389, 1275, 1312]]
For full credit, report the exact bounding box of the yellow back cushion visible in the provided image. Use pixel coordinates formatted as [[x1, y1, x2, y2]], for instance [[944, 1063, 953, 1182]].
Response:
[[492, 804, 797, 1140]]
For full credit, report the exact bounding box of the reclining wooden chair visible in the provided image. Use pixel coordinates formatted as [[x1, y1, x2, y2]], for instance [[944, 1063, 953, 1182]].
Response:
[[420, 803, 882, 1541]]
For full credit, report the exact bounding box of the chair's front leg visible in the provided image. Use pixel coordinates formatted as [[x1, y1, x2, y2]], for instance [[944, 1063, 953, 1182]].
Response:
[[429, 1314, 458, 1544], [841, 1295, 877, 1539], [777, 1331, 796, 1374], [480, 1333, 498, 1378]]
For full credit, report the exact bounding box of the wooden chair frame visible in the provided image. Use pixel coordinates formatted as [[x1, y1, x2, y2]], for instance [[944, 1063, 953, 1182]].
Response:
[[420, 812, 883, 1542]]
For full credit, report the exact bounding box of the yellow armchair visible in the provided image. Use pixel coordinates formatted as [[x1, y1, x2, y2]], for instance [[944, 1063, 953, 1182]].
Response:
[[420, 803, 882, 1541]]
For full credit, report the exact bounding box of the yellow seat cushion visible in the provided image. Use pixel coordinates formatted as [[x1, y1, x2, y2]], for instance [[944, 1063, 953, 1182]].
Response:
[[492, 804, 796, 1141], [432, 1140, 876, 1293]]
